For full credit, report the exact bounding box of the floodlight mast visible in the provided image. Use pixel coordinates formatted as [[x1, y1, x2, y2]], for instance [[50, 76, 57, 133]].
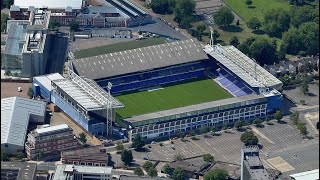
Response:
[[209, 26, 214, 47]]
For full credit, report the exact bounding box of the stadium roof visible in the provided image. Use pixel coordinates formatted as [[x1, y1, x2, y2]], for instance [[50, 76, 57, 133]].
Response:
[[204, 45, 283, 89], [1, 97, 46, 147], [289, 169, 319, 180], [33, 73, 65, 92], [73, 39, 208, 80], [14, 0, 83, 9], [52, 71, 123, 111], [124, 94, 267, 123]]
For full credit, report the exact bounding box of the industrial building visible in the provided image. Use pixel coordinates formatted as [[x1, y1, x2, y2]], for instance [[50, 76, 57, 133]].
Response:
[[53, 164, 113, 180], [61, 146, 109, 167], [1, 97, 46, 154], [1, 162, 37, 180], [25, 124, 79, 160], [10, 0, 152, 28], [240, 146, 272, 180], [3, 9, 51, 77], [32, 71, 123, 136]]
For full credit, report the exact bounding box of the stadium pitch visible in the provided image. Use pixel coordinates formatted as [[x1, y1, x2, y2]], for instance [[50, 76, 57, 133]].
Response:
[[116, 79, 232, 118]]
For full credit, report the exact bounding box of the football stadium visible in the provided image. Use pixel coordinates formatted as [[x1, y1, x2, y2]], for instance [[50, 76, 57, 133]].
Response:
[[33, 38, 283, 140]]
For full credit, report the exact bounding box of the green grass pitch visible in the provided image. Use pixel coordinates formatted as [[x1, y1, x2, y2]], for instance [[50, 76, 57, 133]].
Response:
[[115, 79, 232, 118]]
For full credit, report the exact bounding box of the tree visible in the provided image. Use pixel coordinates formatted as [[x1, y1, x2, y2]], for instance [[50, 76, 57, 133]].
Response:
[[173, 153, 184, 161], [148, 167, 158, 177], [212, 30, 220, 45], [263, 8, 290, 37], [189, 131, 196, 137], [204, 168, 229, 180], [274, 111, 282, 122], [175, 0, 195, 16], [240, 131, 259, 146], [222, 123, 228, 130], [290, 5, 318, 28], [162, 164, 174, 175], [173, 167, 186, 180], [132, 134, 145, 150], [197, 23, 206, 40], [248, 37, 278, 65], [300, 80, 309, 95], [69, 21, 79, 32], [121, 149, 133, 165], [245, 0, 253, 7], [1, 13, 9, 32], [48, 21, 60, 31], [247, 17, 262, 31], [134, 167, 144, 176], [297, 123, 308, 138], [115, 141, 124, 152], [213, 6, 234, 27], [180, 15, 193, 29], [15, 151, 24, 160], [229, 36, 240, 47], [143, 161, 154, 171], [3, 0, 13, 8], [203, 154, 214, 163], [238, 37, 256, 56], [200, 125, 209, 134], [211, 127, 217, 136], [79, 132, 87, 144], [1, 150, 9, 161], [253, 118, 262, 127], [235, 120, 244, 130], [150, 0, 175, 14]]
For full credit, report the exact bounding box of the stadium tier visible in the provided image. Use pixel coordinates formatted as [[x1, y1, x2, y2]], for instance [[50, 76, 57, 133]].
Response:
[[34, 39, 283, 141]]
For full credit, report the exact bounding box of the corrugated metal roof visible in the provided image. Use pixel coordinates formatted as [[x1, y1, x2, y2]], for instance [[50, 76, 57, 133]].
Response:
[[1, 97, 46, 147], [290, 169, 319, 180], [33, 73, 64, 91], [14, 0, 83, 9]]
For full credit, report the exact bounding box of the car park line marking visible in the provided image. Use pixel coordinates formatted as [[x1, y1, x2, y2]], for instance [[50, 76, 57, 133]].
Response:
[[205, 141, 212, 146], [213, 147, 220, 153]]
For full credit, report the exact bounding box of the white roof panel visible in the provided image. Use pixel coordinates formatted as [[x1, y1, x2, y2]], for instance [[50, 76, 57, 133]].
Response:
[[34, 73, 64, 91], [14, 0, 83, 9], [35, 124, 69, 134], [290, 169, 319, 180]]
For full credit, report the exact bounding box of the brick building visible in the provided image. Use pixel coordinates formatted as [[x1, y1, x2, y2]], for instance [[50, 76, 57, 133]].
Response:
[[61, 146, 109, 167], [25, 124, 80, 160]]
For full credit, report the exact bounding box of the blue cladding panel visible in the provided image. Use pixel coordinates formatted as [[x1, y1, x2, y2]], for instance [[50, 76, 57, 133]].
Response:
[[33, 78, 51, 102], [266, 94, 283, 113]]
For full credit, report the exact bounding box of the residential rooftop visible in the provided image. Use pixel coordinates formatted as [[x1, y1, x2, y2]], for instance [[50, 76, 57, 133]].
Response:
[[1, 161, 37, 180]]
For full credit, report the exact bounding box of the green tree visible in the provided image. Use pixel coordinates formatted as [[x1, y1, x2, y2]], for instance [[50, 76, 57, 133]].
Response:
[[132, 134, 145, 150], [143, 161, 154, 171], [297, 123, 308, 138], [222, 123, 228, 130], [203, 154, 214, 163], [249, 37, 278, 65], [274, 111, 282, 122], [245, 0, 253, 7], [212, 30, 220, 45], [1, 13, 9, 32], [3, 0, 13, 8], [134, 167, 144, 176], [238, 37, 256, 56], [150, 0, 175, 14], [263, 8, 290, 37], [240, 131, 259, 146], [48, 21, 60, 31], [15, 151, 24, 160], [69, 21, 79, 32], [211, 127, 217, 135], [189, 131, 196, 136], [180, 15, 193, 29], [204, 168, 229, 180], [121, 149, 133, 165], [148, 167, 158, 177], [253, 118, 262, 127], [27, 87, 33, 99], [173, 167, 186, 180], [115, 141, 124, 152], [174, 153, 184, 161], [290, 5, 318, 28], [1, 150, 9, 161], [213, 6, 235, 27], [196, 23, 206, 40], [79, 132, 87, 144], [229, 36, 240, 47], [235, 120, 244, 130], [300, 80, 309, 95], [247, 17, 262, 31], [162, 164, 174, 175], [175, 0, 195, 16], [200, 125, 209, 134]]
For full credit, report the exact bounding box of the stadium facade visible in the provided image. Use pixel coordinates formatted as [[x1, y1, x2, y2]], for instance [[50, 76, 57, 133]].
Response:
[[33, 38, 283, 141]]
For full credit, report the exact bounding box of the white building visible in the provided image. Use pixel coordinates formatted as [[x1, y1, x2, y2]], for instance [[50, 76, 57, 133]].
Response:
[[53, 164, 113, 180], [1, 97, 46, 154], [289, 169, 319, 180]]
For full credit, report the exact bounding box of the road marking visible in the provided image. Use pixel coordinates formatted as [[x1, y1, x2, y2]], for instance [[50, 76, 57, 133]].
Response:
[[222, 155, 229, 160], [287, 125, 294, 130], [213, 147, 220, 153], [205, 141, 212, 146]]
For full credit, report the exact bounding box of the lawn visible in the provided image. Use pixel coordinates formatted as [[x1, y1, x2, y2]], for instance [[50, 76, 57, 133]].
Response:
[[223, 0, 291, 22], [115, 79, 232, 118], [75, 37, 168, 59]]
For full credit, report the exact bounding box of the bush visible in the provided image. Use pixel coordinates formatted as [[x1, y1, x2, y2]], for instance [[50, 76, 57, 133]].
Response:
[[143, 161, 154, 171], [203, 154, 214, 162], [240, 131, 259, 146]]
